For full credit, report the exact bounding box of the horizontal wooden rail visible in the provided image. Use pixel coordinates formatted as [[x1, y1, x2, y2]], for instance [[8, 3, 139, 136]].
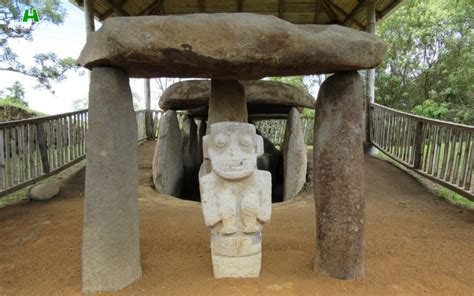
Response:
[[370, 103, 474, 201], [0, 110, 88, 197]]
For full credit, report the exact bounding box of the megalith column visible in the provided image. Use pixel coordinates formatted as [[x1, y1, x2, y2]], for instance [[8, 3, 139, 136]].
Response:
[[282, 108, 307, 201], [82, 67, 141, 292], [197, 119, 207, 165], [182, 116, 199, 176], [152, 110, 184, 197], [313, 71, 365, 279], [208, 80, 247, 125], [182, 116, 200, 199]]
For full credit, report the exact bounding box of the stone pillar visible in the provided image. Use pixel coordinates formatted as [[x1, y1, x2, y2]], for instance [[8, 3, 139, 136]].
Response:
[[182, 116, 199, 175], [182, 116, 200, 199], [197, 119, 207, 165], [82, 67, 141, 292], [208, 80, 247, 125], [152, 110, 184, 197], [282, 108, 307, 201], [313, 71, 365, 279], [200, 122, 271, 278]]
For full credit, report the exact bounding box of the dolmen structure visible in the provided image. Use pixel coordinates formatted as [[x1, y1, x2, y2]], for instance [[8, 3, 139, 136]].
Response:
[[78, 13, 386, 292], [154, 79, 314, 203]]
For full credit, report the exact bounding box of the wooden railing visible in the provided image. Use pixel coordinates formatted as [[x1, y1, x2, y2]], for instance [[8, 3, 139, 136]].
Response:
[[136, 110, 163, 141], [370, 103, 473, 201], [255, 116, 315, 146], [0, 110, 88, 196]]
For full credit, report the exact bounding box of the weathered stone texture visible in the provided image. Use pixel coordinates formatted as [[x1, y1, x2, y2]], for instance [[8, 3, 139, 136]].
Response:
[[28, 182, 60, 201], [182, 116, 199, 176], [82, 67, 141, 292], [182, 116, 200, 199], [78, 14, 387, 79], [152, 110, 184, 197], [159, 80, 315, 111], [208, 80, 247, 125], [283, 108, 307, 201], [197, 119, 207, 165], [313, 71, 365, 279], [200, 122, 271, 278]]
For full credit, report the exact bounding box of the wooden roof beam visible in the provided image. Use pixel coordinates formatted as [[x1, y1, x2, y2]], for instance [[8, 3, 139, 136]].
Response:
[[325, 0, 364, 29], [320, 0, 338, 23], [104, 0, 129, 16], [198, 0, 205, 13], [342, 0, 365, 26], [139, 0, 165, 15], [278, 0, 285, 18], [98, 0, 128, 20], [380, 0, 404, 18], [313, 0, 322, 24]]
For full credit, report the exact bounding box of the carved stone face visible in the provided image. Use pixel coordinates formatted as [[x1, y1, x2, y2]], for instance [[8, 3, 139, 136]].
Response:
[[203, 122, 264, 180]]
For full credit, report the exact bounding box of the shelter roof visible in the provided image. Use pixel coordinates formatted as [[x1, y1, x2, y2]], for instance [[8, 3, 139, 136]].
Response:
[[72, 0, 403, 30]]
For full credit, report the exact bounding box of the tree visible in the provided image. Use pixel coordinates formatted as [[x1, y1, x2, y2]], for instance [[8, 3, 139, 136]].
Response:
[[0, 80, 28, 107], [376, 0, 473, 124], [0, 0, 77, 92]]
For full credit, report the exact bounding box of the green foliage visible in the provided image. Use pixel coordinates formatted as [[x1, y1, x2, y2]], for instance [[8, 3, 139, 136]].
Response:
[[2, 81, 27, 106], [269, 76, 307, 91], [302, 108, 315, 116], [0, 0, 78, 92], [376, 0, 473, 124], [411, 99, 448, 119]]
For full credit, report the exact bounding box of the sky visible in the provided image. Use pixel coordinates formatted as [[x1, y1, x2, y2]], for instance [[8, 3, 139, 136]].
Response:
[[0, 1, 156, 115], [1, 1, 320, 115]]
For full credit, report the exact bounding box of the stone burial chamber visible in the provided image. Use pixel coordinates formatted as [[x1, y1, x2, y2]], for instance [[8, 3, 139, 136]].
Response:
[[155, 79, 315, 203], [78, 12, 386, 292]]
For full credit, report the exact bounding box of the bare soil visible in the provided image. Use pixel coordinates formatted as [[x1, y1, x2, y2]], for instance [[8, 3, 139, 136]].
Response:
[[0, 141, 473, 296]]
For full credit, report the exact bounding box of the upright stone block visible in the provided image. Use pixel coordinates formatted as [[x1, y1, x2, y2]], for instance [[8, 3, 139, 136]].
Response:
[[182, 116, 199, 176], [282, 108, 307, 201], [82, 67, 141, 292], [313, 71, 365, 279], [208, 80, 247, 125], [152, 110, 184, 197], [197, 119, 207, 165], [182, 116, 200, 199], [200, 122, 271, 278]]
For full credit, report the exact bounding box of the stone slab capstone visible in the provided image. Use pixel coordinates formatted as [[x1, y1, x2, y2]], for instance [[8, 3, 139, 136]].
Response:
[[78, 14, 386, 79]]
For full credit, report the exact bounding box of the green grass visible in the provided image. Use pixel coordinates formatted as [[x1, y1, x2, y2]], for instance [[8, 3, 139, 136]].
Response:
[[0, 99, 46, 116]]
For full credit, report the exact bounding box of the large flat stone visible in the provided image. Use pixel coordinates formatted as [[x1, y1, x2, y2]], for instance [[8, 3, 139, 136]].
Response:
[[78, 14, 386, 79], [82, 67, 141, 292], [159, 80, 315, 111]]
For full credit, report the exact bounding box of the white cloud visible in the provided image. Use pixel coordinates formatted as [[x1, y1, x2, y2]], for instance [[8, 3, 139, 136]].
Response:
[[0, 1, 147, 115]]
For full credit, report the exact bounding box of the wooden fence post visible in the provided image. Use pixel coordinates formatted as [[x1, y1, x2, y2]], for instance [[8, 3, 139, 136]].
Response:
[[413, 121, 424, 170], [37, 123, 50, 174], [145, 111, 155, 140]]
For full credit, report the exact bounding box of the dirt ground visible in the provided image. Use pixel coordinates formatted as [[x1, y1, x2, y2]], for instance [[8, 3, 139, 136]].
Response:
[[0, 141, 473, 296]]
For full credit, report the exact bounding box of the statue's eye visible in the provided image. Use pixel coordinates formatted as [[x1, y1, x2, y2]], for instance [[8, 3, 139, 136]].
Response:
[[239, 135, 252, 147], [214, 133, 228, 148]]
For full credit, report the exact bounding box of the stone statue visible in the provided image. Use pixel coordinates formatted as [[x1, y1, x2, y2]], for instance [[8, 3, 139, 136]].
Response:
[[200, 122, 272, 278]]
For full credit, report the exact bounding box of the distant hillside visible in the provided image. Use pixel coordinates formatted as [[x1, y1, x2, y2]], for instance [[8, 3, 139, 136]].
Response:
[[0, 101, 44, 122]]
